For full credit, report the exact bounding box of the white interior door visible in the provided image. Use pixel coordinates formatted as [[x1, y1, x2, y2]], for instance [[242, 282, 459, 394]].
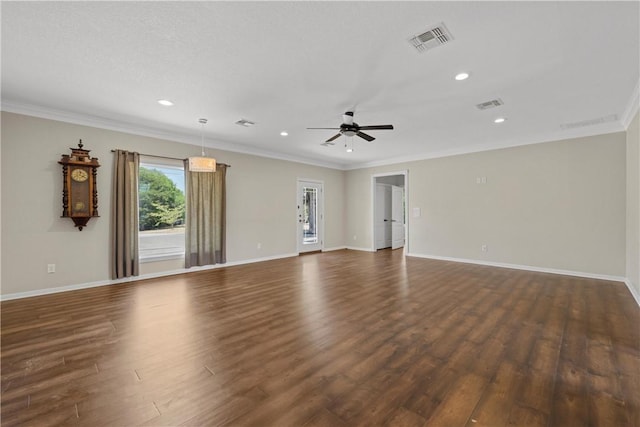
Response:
[[375, 184, 386, 250], [297, 180, 323, 253], [391, 185, 405, 250], [375, 184, 392, 250]]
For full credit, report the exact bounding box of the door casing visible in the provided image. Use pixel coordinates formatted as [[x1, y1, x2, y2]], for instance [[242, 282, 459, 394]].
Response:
[[391, 185, 405, 249], [371, 171, 408, 252]]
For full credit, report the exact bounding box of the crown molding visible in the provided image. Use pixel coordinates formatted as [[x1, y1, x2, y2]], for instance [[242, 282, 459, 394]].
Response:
[[621, 78, 640, 129], [3, 98, 631, 173], [1, 100, 347, 171], [346, 122, 626, 170]]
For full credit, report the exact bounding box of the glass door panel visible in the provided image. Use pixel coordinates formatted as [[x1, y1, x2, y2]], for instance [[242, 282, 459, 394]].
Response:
[[302, 187, 318, 244], [297, 180, 323, 253]]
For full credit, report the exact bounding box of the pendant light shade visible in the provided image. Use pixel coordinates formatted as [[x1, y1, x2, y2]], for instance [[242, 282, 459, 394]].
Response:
[[188, 156, 216, 172], [189, 118, 216, 172]]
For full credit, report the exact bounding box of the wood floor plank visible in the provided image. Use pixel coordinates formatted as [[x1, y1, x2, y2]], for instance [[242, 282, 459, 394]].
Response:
[[466, 361, 524, 426], [422, 372, 488, 426], [301, 407, 348, 427], [506, 403, 547, 427], [1, 249, 638, 426], [383, 407, 427, 427]]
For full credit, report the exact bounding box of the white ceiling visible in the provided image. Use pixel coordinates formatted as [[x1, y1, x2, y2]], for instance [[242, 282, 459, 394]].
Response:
[[2, 1, 639, 170]]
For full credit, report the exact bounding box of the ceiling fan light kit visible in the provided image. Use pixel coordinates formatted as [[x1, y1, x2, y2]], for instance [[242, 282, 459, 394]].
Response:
[[345, 136, 354, 153], [307, 111, 394, 148]]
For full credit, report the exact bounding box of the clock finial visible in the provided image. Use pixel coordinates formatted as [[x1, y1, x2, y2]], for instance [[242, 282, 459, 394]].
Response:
[[78, 139, 83, 149]]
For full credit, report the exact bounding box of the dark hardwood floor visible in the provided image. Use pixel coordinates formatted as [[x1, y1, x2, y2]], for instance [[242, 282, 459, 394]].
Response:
[[1, 249, 639, 426]]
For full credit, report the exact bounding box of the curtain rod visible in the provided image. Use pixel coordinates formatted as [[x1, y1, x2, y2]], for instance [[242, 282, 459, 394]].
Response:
[[110, 150, 230, 167]]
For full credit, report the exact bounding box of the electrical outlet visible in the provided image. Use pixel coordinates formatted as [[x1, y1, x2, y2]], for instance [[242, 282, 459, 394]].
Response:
[[353, 235, 357, 241], [257, 242, 261, 250], [47, 264, 56, 273], [481, 245, 488, 252]]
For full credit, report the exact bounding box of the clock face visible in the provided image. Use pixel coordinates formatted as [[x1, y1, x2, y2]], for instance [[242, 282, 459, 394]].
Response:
[[71, 168, 89, 182]]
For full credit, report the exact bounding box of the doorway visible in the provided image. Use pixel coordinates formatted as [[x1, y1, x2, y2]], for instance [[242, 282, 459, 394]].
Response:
[[372, 172, 407, 251], [297, 179, 324, 253]]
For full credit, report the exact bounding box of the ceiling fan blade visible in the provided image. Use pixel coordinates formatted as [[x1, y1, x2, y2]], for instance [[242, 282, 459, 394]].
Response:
[[307, 127, 341, 130], [356, 131, 375, 142], [357, 125, 394, 130], [326, 133, 342, 143]]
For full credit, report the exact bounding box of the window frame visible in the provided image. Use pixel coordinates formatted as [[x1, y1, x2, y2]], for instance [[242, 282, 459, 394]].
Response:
[[138, 156, 186, 263]]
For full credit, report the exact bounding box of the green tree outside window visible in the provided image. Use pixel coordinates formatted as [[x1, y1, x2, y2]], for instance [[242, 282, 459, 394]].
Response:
[[139, 167, 185, 230]]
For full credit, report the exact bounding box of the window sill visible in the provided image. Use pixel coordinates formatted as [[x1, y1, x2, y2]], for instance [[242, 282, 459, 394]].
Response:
[[140, 253, 185, 264]]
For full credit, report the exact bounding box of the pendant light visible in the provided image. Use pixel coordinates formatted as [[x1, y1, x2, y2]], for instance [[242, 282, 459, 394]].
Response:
[[188, 118, 217, 172]]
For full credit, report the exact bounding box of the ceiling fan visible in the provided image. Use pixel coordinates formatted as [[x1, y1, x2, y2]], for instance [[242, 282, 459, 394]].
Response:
[[307, 111, 394, 145]]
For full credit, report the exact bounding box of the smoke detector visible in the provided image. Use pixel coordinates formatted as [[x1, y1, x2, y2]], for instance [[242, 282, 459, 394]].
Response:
[[409, 23, 454, 53]]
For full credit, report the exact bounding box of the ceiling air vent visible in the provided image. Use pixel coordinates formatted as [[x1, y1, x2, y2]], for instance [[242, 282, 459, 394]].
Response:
[[235, 119, 256, 127], [476, 99, 504, 110], [409, 22, 453, 53], [560, 114, 617, 130]]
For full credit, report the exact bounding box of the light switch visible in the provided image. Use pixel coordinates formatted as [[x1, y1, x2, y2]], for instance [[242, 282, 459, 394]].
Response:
[[412, 207, 421, 218]]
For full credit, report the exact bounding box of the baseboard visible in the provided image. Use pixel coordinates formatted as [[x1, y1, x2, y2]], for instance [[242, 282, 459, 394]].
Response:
[[0, 252, 299, 301], [346, 246, 375, 252], [0, 279, 116, 301], [625, 279, 640, 308], [322, 246, 347, 252], [5, 251, 634, 305], [405, 252, 627, 283]]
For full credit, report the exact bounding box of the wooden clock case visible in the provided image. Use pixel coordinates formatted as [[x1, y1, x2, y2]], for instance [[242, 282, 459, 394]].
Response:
[[58, 140, 100, 230]]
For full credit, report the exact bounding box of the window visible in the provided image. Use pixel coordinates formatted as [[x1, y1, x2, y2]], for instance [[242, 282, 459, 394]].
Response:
[[138, 157, 185, 262]]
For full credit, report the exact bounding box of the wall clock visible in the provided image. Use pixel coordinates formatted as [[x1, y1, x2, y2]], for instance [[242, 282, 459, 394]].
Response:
[[58, 140, 100, 230]]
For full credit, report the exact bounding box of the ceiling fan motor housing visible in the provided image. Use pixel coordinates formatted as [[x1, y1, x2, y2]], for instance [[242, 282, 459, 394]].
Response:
[[341, 122, 359, 137]]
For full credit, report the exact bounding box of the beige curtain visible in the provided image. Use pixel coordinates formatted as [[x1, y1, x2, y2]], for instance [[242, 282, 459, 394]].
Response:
[[184, 163, 227, 267], [111, 150, 140, 279]]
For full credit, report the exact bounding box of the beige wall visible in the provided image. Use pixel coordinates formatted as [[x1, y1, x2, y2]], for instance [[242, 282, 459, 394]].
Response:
[[1, 112, 345, 296], [347, 132, 627, 277], [627, 111, 640, 297], [0, 111, 633, 298]]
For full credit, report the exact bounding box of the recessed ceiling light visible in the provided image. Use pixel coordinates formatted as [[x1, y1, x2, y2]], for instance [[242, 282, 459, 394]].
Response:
[[494, 117, 506, 123], [455, 72, 469, 81], [346, 148, 354, 153], [280, 131, 288, 136], [157, 99, 174, 106]]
